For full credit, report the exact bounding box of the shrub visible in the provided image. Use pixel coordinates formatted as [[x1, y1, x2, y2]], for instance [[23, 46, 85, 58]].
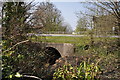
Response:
[[53, 59, 101, 80]]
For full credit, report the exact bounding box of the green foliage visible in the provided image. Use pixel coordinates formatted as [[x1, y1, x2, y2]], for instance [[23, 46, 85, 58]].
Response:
[[78, 61, 101, 79], [53, 60, 101, 80], [2, 2, 35, 78], [33, 2, 70, 32], [2, 39, 49, 78], [32, 36, 90, 46], [53, 64, 77, 80], [2, 2, 32, 43], [2, 40, 23, 78], [75, 17, 89, 33], [1, 1, 119, 79]]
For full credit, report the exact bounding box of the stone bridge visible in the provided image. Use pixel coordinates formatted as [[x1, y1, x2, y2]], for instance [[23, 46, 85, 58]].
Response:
[[30, 42, 75, 64], [43, 43, 75, 57]]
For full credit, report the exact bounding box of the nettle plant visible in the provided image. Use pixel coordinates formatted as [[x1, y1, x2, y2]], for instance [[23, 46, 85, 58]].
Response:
[[53, 59, 101, 80]]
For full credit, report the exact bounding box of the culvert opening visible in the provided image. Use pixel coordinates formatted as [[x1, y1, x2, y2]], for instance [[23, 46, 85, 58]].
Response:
[[45, 47, 61, 65]]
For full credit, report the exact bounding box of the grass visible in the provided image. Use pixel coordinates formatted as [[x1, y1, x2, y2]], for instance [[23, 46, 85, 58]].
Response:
[[30, 35, 117, 46], [30, 36, 90, 46]]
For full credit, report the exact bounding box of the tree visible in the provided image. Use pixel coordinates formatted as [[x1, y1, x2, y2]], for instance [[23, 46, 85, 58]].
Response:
[[93, 14, 116, 35], [77, 1, 120, 35], [2, 2, 32, 45], [78, 1, 120, 46], [86, 1, 120, 46], [2, 1, 34, 78], [91, 1, 120, 35], [32, 2, 68, 33], [75, 17, 89, 33], [2, 2, 62, 79]]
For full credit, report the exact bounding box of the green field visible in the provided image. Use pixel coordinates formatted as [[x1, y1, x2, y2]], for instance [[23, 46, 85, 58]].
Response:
[[30, 36, 117, 46]]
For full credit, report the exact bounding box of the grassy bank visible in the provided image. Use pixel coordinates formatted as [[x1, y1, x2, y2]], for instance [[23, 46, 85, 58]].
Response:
[[30, 36, 117, 46]]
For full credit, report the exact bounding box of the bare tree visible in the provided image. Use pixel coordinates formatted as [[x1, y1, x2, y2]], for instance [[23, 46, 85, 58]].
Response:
[[92, 0, 120, 35]]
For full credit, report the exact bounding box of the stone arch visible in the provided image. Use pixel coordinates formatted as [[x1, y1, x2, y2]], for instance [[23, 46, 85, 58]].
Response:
[[45, 47, 61, 65]]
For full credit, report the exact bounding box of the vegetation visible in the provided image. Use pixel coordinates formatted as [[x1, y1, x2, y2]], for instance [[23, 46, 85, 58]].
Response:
[[75, 16, 89, 33], [2, 2, 32, 43], [31, 36, 90, 45], [30, 35, 117, 45], [1, 1, 53, 79], [93, 1, 120, 31], [30, 33, 119, 79], [1, 1, 120, 80], [32, 2, 70, 33], [52, 52, 119, 80], [2, 2, 31, 78], [53, 60, 101, 80], [30, 34, 119, 79]]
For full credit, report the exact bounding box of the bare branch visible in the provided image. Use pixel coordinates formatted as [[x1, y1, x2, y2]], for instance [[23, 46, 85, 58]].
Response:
[[3, 40, 30, 53]]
